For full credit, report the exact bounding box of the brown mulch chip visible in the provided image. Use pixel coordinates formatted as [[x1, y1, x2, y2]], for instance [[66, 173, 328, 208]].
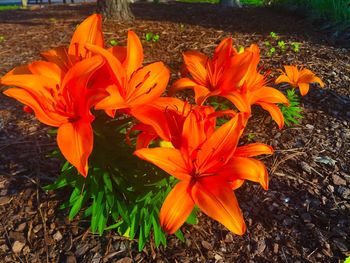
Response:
[[0, 2, 349, 262]]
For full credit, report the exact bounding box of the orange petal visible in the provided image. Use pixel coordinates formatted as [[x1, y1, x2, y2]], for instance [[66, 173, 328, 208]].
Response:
[[219, 157, 269, 190], [256, 101, 284, 129], [126, 62, 170, 106], [183, 51, 208, 86], [3, 88, 65, 126], [170, 77, 198, 95], [41, 46, 72, 73], [28, 61, 63, 83], [86, 43, 126, 89], [223, 92, 251, 113], [94, 84, 127, 110], [275, 74, 294, 86], [251, 86, 289, 105], [284, 65, 299, 84], [213, 37, 233, 68], [193, 85, 212, 105], [62, 56, 105, 105], [298, 82, 310, 96], [123, 30, 144, 80], [134, 147, 191, 181], [235, 143, 273, 157], [68, 14, 104, 58], [220, 50, 254, 91], [3, 65, 31, 77], [197, 113, 246, 174], [130, 104, 171, 141], [192, 177, 246, 235], [159, 181, 195, 234], [1, 74, 58, 100], [230, 179, 245, 190], [108, 46, 127, 63], [57, 120, 93, 177], [181, 108, 210, 159]]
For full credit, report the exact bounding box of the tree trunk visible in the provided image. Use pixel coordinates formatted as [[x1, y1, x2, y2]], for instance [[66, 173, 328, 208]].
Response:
[[21, 0, 28, 8], [97, 0, 134, 20], [219, 0, 242, 8]]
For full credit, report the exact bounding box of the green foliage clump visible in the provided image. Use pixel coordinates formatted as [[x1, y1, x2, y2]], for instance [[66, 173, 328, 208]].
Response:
[[279, 89, 303, 126], [145, 32, 160, 42], [45, 115, 197, 251]]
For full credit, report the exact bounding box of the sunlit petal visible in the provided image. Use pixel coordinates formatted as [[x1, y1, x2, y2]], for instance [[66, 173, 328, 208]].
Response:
[[160, 181, 195, 234], [134, 147, 191, 181], [219, 157, 269, 190], [192, 177, 246, 235], [57, 120, 93, 177], [256, 101, 284, 129], [235, 143, 273, 157]]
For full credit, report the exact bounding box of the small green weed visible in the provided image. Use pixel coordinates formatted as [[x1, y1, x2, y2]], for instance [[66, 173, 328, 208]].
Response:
[[291, 42, 300, 52], [247, 133, 255, 141], [145, 32, 160, 42], [270, 31, 279, 40], [279, 89, 303, 126], [267, 47, 276, 57], [278, 40, 286, 52], [109, 39, 119, 46]]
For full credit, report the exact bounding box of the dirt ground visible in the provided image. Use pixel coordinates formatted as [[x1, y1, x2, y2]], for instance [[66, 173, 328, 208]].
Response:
[[0, 2, 349, 262]]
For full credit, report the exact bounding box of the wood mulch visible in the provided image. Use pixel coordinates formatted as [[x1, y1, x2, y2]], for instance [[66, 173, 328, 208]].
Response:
[[0, 2, 349, 262]]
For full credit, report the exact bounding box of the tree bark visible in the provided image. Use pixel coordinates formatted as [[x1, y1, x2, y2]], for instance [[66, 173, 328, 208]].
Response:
[[21, 0, 28, 8], [97, 0, 134, 21], [219, 0, 242, 8]]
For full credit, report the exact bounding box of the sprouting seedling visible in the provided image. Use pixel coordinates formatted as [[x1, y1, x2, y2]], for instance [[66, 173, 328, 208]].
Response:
[[247, 133, 255, 142], [264, 41, 271, 47], [145, 32, 153, 42], [270, 31, 279, 40], [0, 36, 5, 43], [278, 40, 286, 52], [152, 34, 160, 42], [145, 32, 160, 42], [180, 24, 185, 31], [291, 42, 300, 52], [267, 47, 276, 57], [109, 39, 119, 46]]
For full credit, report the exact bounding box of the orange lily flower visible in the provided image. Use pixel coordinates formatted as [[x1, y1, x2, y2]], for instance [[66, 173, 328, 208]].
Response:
[[275, 65, 325, 96], [1, 56, 106, 177], [171, 39, 289, 128], [40, 14, 104, 74], [135, 112, 273, 235], [171, 37, 253, 104], [86, 31, 171, 141]]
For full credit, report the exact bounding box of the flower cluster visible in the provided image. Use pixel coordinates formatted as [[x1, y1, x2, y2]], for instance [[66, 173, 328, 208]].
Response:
[[0, 14, 324, 237]]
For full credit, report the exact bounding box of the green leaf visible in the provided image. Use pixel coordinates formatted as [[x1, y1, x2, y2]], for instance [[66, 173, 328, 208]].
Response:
[[145, 32, 153, 41], [174, 229, 185, 242], [116, 199, 129, 224], [69, 193, 85, 220], [103, 172, 113, 192], [91, 190, 104, 233], [43, 171, 71, 190], [152, 34, 160, 42], [129, 205, 140, 239], [152, 213, 165, 248], [82, 205, 93, 218], [185, 208, 198, 225], [98, 206, 108, 236], [105, 220, 123, 231], [138, 224, 145, 252], [109, 39, 118, 46]]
